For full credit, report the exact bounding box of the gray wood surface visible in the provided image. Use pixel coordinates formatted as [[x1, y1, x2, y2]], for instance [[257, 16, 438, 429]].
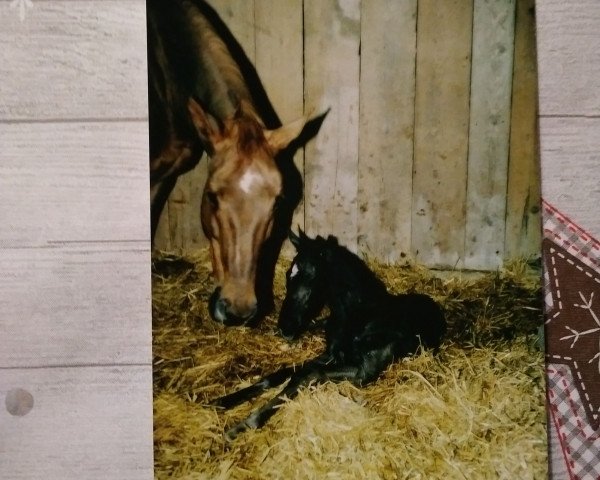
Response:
[[0, 366, 153, 480], [0, 0, 147, 120], [0, 122, 149, 246], [540, 117, 600, 239], [0, 1, 152, 478]]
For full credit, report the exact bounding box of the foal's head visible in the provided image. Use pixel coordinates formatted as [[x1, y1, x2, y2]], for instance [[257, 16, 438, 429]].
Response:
[[188, 99, 307, 325], [278, 230, 337, 340]]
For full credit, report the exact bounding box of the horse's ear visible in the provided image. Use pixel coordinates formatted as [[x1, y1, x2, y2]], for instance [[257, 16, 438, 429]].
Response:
[[264, 116, 308, 153], [188, 98, 222, 154]]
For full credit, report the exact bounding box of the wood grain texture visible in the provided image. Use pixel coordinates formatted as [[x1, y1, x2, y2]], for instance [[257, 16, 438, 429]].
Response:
[[357, 0, 417, 262], [536, 0, 600, 116], [0, 0, 147, 121], [304, 0, 361, 251], [540, 117, 600, 240], [412, 0, 473, 268], [464, 0, 516, 270], [0, 0, 152, 477], [505, 0, 541, 260], [0, 243, 151, 368], [0, 122, 150, 247], [0, 365, 153, 480], [255, 0, 305, 256]]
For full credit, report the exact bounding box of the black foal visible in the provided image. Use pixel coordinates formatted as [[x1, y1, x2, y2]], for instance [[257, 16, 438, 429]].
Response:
[[212, 230, 446, 440]]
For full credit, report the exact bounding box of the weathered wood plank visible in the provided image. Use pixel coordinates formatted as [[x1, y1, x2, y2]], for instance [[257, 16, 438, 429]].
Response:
[[505, 0, 541, 260], [0, 243, 151, 368], [0, 365, 153, 480], [0, 0, 147, 121], [536, 0, 600, 116], [254, 0, 303, 125], [412, 0, 473, 268], [255, 0, 305, 256], [304, 0, 361, 251], [540, 117, 600, 240], [0, 122, 149, 247], [464, 0, 516, 270], [357, 0, 417, 262]]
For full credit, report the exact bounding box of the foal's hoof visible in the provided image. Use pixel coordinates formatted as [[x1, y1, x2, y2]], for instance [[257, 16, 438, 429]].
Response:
[[224, 421, 249, 442]]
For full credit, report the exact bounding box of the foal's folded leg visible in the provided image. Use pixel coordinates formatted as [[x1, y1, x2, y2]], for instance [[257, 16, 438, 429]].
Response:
[[211, 365, 297, 409], [225, 364, 359, 441]]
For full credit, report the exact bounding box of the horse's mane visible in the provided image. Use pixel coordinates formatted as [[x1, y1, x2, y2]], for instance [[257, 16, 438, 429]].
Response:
[[147, 0, 259, 122]]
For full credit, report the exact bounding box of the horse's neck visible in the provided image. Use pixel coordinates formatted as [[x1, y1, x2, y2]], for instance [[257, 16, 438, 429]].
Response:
[[190, 9, 261, 123]]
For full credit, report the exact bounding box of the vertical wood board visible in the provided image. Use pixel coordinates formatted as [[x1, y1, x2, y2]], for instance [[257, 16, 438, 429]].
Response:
[[464, 0, 516, 269], [412, 0, 474, 268], [505, 0, 541, 260], [357, 0, 417, 263], [304, 0, 361, 251]]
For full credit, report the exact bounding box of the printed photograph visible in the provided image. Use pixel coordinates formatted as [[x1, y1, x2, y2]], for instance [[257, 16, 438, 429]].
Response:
[[148, 0, 546, 477]]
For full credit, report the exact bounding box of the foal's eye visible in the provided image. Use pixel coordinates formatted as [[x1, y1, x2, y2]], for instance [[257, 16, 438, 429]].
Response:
[[206, 191, 219, 209]]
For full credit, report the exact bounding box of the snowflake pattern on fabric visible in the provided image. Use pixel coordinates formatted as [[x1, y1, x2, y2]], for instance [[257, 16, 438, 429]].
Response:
[[544, 239, 600, 429]]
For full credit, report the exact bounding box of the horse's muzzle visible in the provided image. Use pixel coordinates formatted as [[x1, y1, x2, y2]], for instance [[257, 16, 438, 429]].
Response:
[[209, 288, 258, 326]]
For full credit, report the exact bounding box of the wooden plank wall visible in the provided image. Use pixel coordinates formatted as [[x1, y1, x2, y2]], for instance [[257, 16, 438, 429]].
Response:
[[154, 0, 541, 271], [0, 1, 153, 479]]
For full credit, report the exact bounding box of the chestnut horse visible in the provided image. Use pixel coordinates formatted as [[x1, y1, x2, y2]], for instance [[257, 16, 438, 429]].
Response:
[[148, 0, 321, 325]]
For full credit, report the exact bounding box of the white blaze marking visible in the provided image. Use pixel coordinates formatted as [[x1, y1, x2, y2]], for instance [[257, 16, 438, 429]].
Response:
[[290, 263, 299, 278], [239, 170, 261, 193]]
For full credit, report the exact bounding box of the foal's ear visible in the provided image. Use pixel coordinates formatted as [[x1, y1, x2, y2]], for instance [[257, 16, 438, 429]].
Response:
[[188, 98, 222, 154], [289, 227, 309, 249], [264, 116, 308, 153], [289, 229, 302, 249]]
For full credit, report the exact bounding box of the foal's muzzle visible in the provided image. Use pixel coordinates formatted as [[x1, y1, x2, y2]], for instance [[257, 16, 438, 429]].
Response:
[[209, 288, 258, 326]]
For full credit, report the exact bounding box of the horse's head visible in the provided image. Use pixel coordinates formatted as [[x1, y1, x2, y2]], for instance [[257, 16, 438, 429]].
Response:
[[188, 98, 308, 326], [278, 230, 335, 340]]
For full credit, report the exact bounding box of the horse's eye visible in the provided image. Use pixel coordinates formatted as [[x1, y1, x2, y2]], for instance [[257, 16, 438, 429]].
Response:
[[206, 191, 219, 209]]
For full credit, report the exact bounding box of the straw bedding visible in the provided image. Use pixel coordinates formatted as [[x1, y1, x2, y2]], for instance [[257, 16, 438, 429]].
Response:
[[153, 249, 546, 479]]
